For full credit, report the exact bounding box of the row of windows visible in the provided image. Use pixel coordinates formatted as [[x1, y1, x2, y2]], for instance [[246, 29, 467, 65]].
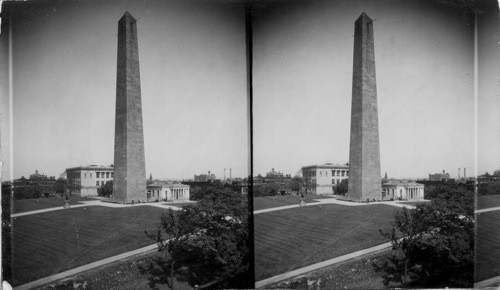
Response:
[[331, 179, 343, 185], [96, 181, 107, 186], [319, 170, 348, 177], [96, 172, 112, 178]]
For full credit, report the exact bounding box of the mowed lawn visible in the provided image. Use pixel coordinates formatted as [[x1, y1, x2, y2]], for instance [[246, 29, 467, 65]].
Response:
[[254, 204, 401, 281], [477, 194, 500, 210], [476, 196, 500, 282], [12, 206, 167, 286], [13, 196, 96, 214], [254, 195, 334, 211]]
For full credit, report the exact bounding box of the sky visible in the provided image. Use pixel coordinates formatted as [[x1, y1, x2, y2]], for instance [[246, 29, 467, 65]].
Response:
[[1, 0, 249, 181], [252, 0, 478, 179], [478, 1, 500, 176]]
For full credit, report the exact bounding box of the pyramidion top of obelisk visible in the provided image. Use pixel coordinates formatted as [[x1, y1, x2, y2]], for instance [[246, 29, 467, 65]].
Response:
[[119, 11, 137, 23], [356, 12, 373, 24]]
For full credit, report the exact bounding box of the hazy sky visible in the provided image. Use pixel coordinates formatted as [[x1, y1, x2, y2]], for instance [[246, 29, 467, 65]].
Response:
[[478, 2, 500, 176], [2, 0, 248, 180], [253, 0, 476, 179]]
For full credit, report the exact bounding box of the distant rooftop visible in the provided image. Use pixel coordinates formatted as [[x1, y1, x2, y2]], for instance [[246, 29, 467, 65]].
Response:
[[302, 163, 349, 169], [66, 165, 114, 171]]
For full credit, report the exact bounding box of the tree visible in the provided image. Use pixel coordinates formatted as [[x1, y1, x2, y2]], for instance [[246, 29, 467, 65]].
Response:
[[253, 182, 279, 197], [54, 178, 68, 195], [334, 179, 348, 195], [376, 186, 474, 288], [289, 176, 304, 193], [140, 185, 251, 289], [97, 180, 113, 197]]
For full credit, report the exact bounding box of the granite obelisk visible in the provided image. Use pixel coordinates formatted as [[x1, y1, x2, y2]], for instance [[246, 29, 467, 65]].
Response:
[[113, 12, 147, 203], [347, 13, 382, 202]]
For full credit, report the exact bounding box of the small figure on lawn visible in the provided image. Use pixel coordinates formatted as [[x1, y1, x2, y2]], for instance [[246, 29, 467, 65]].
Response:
[[299, 192, 306, 207]]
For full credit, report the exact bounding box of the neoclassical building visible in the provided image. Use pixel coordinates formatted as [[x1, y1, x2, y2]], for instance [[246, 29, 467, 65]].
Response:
[[382, 180, 424, 200], [66, 165, 114, 197], [301, 163, 349, 195], [147, 181, 190, 202]]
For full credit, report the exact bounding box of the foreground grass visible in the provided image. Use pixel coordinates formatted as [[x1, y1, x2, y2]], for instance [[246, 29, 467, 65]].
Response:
[[476, 194, 500, 210], [12, 206, 167, 286], [39, 251, 193, 290], [254, 204, 400, 281], [253, 194, 335, 211], [13, 196, 96, 214], [476, 209, 500, 282], [268, 251, 398, 289]]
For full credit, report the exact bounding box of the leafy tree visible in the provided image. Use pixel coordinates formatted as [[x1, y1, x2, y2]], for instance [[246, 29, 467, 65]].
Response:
[[54, 178, 68, 195], [253, 182, 279, 197], [189, 186, 203, 200], [13, 185, 41, 199], [140, 185, 251, 289], [334, 179, 348, 195], [97, 180, 113, 197], [478, 181, 500, 195], [376, 185, 474, 288], [289, 176, 304, 193]]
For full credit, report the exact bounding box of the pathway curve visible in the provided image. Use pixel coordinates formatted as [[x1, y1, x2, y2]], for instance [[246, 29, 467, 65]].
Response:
[[11, 200, 183, 218], [475, 206, 500, 214], [255, 241, 392, 288], [254, 198, 427, 215]]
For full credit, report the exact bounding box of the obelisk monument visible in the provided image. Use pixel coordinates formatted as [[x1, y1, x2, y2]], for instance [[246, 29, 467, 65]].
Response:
[[347, 12, 382, 202], [113, 12, 147, 203]]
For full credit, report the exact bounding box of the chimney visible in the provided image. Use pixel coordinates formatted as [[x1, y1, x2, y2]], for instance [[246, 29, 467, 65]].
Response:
[[230, 168, 232, 179], [458, 168, 460, 179], [442, 169, 445, 175], [208, 171, 211, 175], [464, 168, 466, 180], [224, 169, 226, 180]]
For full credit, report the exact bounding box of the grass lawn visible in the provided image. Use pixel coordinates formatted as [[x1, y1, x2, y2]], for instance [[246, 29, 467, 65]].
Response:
[[162, 201, 197, 207], [39, 251, 193, 290], [477, 194, 500, 210], [12, 206, 167, 286], [254, 204, 401, 281], [476, 209, 500, 282], [13, 196, 96, 214], [253, 194, 334, 211]]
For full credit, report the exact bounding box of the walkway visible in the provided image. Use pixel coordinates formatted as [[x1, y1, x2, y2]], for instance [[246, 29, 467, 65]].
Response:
[[475, 206, 500, 214], [254, 198, 426, 215], [14, 243, 160, 290], [11, 200, 183, 218], [255, 241, 392, 288]]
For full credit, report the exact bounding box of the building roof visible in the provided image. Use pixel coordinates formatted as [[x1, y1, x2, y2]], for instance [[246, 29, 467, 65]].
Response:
[[147, 181, 189, 189], [302, 163, 349, 170], [66, 165, 114, 171], [382, 180, 423, 187]]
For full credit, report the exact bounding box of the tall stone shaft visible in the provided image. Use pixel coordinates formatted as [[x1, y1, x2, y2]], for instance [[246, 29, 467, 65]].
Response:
[[347, 12, 382, 202], [113, 12, 147, 203]]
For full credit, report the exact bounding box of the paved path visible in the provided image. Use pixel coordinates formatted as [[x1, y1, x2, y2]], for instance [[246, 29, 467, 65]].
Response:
[[11, 200, 183, 218], [255, 241, 392, 288], [14, 242, 160, 290], [475, 206, 500, 214], [474, 275, 500, 288], [254, 199, 425, 215]]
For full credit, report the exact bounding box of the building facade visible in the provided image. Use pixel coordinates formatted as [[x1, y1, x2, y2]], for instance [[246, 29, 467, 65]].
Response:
[[301, 163, 349, 195], [66, 165, 114, 197], [194, 171, 216, 182], [147, 182, 190, 202], [382, 180, 424, 200], [429, 170, 451, 181]]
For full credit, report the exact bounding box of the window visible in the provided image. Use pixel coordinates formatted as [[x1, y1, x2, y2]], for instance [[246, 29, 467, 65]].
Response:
[[101, 181, 105, 185], [111, 172, 113, 178], [341, 171, 345, 177], [320, 171, 322, 176], [332, 179, 335, 184], [96, 181, 99, 186], [90, 173, 92, 177], [97, 172, 100, 178], [106, 172, 110, 178], [337, 179, 340, 184]]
